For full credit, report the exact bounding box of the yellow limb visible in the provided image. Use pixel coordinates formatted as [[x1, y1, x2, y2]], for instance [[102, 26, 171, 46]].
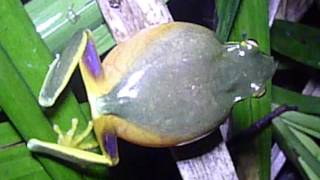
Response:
[[38, 31, 89, 107], [27, 139, 112, 166], [27, 118, 118, 166], [53, 118, 97, 150]]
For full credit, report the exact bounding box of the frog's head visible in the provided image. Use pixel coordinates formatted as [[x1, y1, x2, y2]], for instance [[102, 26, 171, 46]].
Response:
[[223, 39, 277, 102]]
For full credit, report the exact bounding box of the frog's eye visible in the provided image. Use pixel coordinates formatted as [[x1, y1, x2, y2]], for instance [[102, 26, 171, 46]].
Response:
[[240, 39, 259, 50], [225, 39, 259, 57], [246, 39, 258, 47]]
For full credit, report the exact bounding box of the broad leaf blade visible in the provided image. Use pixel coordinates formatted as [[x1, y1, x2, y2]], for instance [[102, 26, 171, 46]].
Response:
[[0, 122, 21, 148], [0, 144, 51, 180]]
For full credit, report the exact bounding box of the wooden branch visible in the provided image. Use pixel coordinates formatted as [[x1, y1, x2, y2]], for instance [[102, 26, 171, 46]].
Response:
[[97, 0, 173, 42], [176, 142, 238, 180], [96, 1, 238, 179]]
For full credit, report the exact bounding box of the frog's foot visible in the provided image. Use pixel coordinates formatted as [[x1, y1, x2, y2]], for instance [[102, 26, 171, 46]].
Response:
[[53, 118, 98, 150], [27, 118, 114, 166]]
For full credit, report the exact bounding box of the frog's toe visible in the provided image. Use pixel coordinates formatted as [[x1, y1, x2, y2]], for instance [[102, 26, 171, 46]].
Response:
[[78, 142, 98, 150], [53, 118, 96, 150]]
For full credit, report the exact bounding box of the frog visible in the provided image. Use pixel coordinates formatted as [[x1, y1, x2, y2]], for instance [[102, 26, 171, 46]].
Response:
[[27, 22, 276, 166]]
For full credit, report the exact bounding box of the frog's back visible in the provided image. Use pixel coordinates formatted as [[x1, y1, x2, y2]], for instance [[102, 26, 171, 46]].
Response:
[[97, 22, 231, 146]]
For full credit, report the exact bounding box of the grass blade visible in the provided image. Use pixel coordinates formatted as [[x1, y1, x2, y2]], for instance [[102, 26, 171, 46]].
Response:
[[290, 127, 320, 160], [273, 118, 320, 179], [298, 157, 320, 180], [272, 85, 320, 115], [280, 111, 320, 139]]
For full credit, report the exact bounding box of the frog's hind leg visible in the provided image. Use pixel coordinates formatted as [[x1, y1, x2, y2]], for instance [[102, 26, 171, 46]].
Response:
[[53, 118, 97, 150], [27, 118, 117, 166], [77, 31, 119, 165], [92, 115, 119, 165]]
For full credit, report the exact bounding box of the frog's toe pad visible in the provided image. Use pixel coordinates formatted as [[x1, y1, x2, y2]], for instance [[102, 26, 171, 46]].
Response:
[[53, 118, 96, 150]]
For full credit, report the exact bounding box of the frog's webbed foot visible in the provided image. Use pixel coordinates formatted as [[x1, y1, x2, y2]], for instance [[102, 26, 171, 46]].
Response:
[[53, 118, 97, 150], [27, 118, 115, 166]]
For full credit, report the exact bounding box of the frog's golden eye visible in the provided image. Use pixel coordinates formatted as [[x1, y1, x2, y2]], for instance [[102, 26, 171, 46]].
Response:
[[246, 39, 258, 48], [240, 39, 259, 51]]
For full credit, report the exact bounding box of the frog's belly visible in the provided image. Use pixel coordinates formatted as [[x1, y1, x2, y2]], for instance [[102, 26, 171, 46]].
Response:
[[95, 22, 233, 146], [105, 68, 230, 146], [105, 109, 227, 147], [98, 48, 232, 146]]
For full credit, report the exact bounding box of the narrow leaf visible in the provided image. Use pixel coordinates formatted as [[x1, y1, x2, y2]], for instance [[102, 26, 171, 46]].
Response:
[[273, 119, 320, 178], [229, 1, 272, 179], [298, 157, 320, 180], [273, 85, 320, 115], [215, 0, 241, 42], [271, 20, 320, 69], [290, 127, 320, 160], [281, 111, 320, 139]]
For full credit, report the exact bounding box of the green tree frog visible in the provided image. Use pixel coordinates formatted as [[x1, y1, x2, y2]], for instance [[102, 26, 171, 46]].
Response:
[[27, 22, 276, 166]]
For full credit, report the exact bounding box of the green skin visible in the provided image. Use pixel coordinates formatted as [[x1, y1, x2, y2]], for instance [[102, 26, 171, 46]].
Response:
[[95, 23, 276, 144]]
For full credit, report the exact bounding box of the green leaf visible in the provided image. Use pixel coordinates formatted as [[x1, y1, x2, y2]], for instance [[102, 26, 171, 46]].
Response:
[[25, 0, 104, 53], [290, 127, 320, 160], [280, 111, 320, 139], [0, 45, 81, 179], [0, 144, 51, 180], [25, 0, 171, 55], [271, 20, 320, 69], [228, 1, 271, 179], [273, 118, 320, 178], [92, 24, 115, 55], [1, 0, 97, 143], [298, 157, 320, 180], [0, 144, 30, 164], [272, 85, 320, 115], [0, 122, 21, 148], [215, 0, 241, 42], [0, 0, 87, 178]]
